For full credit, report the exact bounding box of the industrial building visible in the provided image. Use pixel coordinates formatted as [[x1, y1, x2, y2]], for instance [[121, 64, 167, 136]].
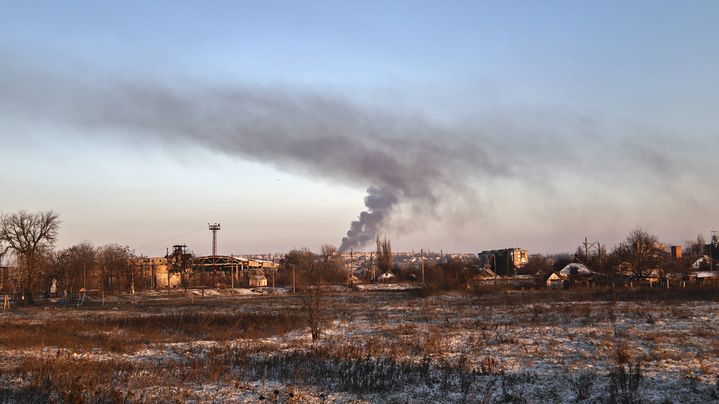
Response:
[[478, 248, 529, 276], [131, 224, 278, 289]]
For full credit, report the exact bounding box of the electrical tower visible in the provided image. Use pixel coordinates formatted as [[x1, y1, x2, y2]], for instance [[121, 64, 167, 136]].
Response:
[[208, 223, 221, 261]]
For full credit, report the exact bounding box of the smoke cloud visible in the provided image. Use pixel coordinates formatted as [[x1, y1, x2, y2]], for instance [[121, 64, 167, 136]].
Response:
[[1, 56, 713, 251], [0, 60, 511, 251], [339, 186, 398, 252]]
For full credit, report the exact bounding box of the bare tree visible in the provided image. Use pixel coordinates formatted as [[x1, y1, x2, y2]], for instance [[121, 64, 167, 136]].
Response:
[[283, 248, 326, 339], [166, 245, 193, 291], [97, 244, 135, 293], [0, 210, 60, 302], [55, 242, 96, 299], [318, 244, 345, 283], [300, 285, 324, 340], [612, 228, 666, 278], [282, 248, 318, 286], [376, 235, 392, 274], [319, 244, 337, 262], [684, 234, 707, 258]]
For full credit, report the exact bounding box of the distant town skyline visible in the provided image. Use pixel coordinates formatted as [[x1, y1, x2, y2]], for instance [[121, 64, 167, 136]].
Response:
[[1, 1, 717, 256]]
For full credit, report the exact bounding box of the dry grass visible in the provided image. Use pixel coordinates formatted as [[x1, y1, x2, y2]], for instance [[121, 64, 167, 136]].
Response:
[[0, 310, 304, 352]]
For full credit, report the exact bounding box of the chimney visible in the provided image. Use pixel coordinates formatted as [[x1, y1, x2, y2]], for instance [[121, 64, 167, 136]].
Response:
[[671, 245, 682, 260]]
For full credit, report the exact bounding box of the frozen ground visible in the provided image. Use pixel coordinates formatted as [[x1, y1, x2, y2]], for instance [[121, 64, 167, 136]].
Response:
[[1, 289, 718, 402]]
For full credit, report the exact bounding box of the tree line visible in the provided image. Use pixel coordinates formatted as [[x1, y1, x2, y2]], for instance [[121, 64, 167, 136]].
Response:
[[523, 228, 718, 279], [1, 210, 135, 302], [2, 210, 716, 302]]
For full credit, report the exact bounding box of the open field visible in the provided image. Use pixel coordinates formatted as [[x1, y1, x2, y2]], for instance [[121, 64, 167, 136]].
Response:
[[1, 288, 719, 403]]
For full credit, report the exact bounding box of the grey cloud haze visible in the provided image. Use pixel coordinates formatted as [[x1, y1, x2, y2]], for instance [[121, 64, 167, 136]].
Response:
[[0, 57, 715, 251]]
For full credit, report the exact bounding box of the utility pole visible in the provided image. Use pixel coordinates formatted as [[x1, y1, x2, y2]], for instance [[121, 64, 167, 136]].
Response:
[[582, 237, 600, 268], [505, 250, 509, 279], [347, 249, 354, 289], [166, 248, 170, 297], [420, 249, 425, 287], [101, 266, 105, 306], [271, 254, 275, 288], [492, 254, 497, 287], [292, 264, 296, 294]]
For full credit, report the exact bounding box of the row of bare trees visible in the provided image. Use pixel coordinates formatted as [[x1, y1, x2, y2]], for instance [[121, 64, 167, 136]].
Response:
[[1, 210, 137, 302], [48, 243, 136, 298], [279, 245, 346, 287]]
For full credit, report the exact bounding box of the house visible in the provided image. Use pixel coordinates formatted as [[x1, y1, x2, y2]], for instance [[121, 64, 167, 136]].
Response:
[[691, 255, 712, 271], [559, 263, 591, 277], [642, 268, 663, 287], [248, 273, 268, 287], [556, 262, 606, 287], [546, 272, 567, 288], [688, 271, 719, 285], [468, 268, 498, 287]]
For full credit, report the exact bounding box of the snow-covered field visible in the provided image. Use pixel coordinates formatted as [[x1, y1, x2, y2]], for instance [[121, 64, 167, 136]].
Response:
[[1, 290, 718, 402]]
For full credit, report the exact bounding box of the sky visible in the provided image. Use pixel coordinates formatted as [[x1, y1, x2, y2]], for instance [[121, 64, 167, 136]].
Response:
[[1, 1, 717, 256]]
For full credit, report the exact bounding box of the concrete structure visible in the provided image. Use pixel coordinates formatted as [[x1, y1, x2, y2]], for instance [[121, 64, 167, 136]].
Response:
[[478, 248, 529, 276], [134, 254, 280, 289], [132, 257, 181, 288]]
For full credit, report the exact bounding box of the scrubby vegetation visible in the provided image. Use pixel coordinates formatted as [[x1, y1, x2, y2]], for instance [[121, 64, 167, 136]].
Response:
[[1, 289, 718, 402]]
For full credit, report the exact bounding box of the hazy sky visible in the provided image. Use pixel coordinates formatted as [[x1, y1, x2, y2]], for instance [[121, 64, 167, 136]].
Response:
[[1, 1, 717, 256]]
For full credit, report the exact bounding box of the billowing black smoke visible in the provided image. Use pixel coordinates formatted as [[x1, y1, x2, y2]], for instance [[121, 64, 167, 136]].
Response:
[[0, 59, 507, 251], [339, 186, 398, 252]]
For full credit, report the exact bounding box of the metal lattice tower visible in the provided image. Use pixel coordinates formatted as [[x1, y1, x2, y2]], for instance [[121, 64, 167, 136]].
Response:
[[208, 223, 221, 259]]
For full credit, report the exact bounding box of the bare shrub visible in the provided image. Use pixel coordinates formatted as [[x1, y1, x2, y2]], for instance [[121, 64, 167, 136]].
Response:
[[9, 356, 135, 403], [457, 355, 476, 403], [478, 377, 498, 404], [477, 356, 504, 375], [642, 312, 656, 325], [608, 358, 643, 404], [710, 375, 719, 400], [300, 286, 325, 340], [499, 371, 528, 403], [567, 369, 595, 401], [530, 304, 545, 324]]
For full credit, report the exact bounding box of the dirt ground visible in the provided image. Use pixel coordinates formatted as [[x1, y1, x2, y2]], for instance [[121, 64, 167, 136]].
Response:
[[1, 288, 718, 403]]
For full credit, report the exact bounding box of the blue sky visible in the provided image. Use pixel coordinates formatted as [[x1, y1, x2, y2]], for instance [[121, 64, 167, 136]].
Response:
[[1, 1, 717, 255]]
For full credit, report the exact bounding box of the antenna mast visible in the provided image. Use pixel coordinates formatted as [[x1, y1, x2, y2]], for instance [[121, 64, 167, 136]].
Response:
[[208, 223, 221, 262]]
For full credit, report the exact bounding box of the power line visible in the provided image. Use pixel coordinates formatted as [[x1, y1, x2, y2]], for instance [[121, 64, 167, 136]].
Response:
[[134, 227, 207, 255]]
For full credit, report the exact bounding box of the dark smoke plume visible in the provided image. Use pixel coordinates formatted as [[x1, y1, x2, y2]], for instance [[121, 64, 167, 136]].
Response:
[[0, 60, 508, 251], [339, 186, 398, 252], [2, 56, 708, 251]]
